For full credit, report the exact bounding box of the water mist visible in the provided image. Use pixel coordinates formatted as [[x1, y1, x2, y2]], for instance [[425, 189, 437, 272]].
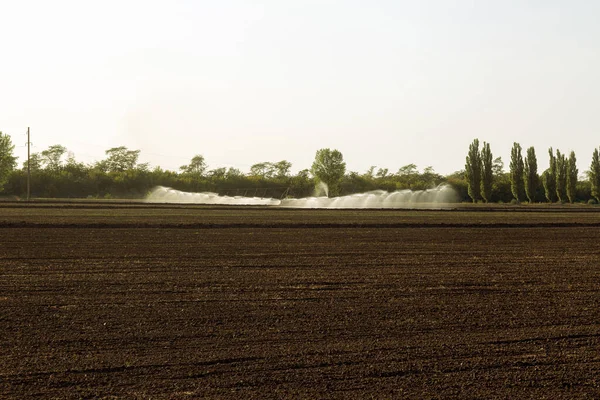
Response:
[[145, 184, 458, 209]]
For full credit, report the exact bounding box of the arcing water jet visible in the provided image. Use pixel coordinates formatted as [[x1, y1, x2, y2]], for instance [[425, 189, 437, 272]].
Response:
[[145, 185, 458, 209], [145, 187, 281, 206]]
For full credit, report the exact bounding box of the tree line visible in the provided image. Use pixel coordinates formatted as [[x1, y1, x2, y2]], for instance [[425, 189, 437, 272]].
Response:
[[464, 139, 600, 204], [1, 131, 599, 203]]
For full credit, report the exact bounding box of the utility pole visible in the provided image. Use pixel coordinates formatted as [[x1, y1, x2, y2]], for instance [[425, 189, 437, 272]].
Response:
[[27, 127, 31, 201]]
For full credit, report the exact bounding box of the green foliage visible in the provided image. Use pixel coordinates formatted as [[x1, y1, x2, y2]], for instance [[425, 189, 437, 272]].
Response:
[[97, 146, 141, 173], [488, 156, 513, 203], [208, 167, 227, 180], [480, 142, 493, 203], [398, 163, 418, 176], [0, 132, 17, 192], [341, 171, 377, 194], [363, 166, 376, 180], [419, 166, 443, 189], [590, 148, 600, 202], [376, 168, 389, 178], [542, 148, 557, 203], [576, 180, 591, 204], [3, 140, 600, 204], [41, 145, 67, 171], [509, 143, 525, 202], [249, 162, 274, 179], [465, 139, 481, 203], [311, 148, 346, 196], [340, 165, 444, 196], [445, 170, 469, 202], [288, 169, 314, 198], [226, 167, 244, 179], [555, 149, 567, 203], [492, 157, 504, 176], [179, 155, 207, 177], [273, 160, 292, 179], [22, 153, 43, 171], [566, 151, 578, 204], [396, 163, 419, 189], [491, 172, 513, 203], [249, 160, 292, 180], [523, 146, 538, 203]]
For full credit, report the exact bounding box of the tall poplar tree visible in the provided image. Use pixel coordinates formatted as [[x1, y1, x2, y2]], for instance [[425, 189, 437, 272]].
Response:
[[566, 151, 578, 203], [480, 142, 493, 203], [523, 146, 538, 203], [465, 139, 481, 203], [509, 142, 524, 202], [542, 147, 557, 203], [555, 150, 567, 203], [590, 148, 600, 203]]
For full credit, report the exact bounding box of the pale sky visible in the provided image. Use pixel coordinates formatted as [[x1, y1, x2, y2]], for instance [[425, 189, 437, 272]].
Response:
[[1, 0, 599, 175]]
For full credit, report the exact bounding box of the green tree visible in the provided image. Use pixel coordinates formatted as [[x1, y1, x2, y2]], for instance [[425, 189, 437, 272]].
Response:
[[590, 147, 600, 202], [225, 167, 244, 179], [22, 152, 43, 172], [555, 149, 567, 202], [363, 166, 377, 180], [41, 145, 67, 171], [311, 148, 346, 196], [523, 146, 538, 203], [492, 157, 504, 175], [249, 160, 291, 179], [509, 142, 524, 202], [207, 167, 227, 179], [249, 162, 275, 179], [273, 160, 292, 179], [97, 146, 141, 173], [480, 142, 493, 203], [288, 169, 313, 198], [376, 168, 389, 179], [465, 139, 481, 203], [445, 170, 469, 202], [398, 163, 418, 176], [396, 163, 418, 189], [420, 166, 443, 189], [542, 148, 557, 202], [180, 155, 207, 177], [0, 132, 17, 192], [566, 151, 578, 203]]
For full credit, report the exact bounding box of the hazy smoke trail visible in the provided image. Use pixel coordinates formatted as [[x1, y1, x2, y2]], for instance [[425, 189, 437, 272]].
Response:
[[145, 185, 458, 209]]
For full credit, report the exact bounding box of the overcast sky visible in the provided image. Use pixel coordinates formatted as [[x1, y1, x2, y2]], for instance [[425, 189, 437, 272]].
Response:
[[1, 0, 599, 175]]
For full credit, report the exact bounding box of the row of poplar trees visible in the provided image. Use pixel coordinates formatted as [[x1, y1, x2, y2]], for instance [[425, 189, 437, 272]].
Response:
[[466, 139, 600, 203]]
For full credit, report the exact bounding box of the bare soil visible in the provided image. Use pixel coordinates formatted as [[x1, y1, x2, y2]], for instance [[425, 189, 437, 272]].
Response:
[[1, 204, 600, 398]]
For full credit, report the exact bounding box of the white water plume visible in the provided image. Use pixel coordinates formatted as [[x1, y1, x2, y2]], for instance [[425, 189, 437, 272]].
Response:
[[145, 185, 458, 209], [145, 187, 281, 206], [313, 181, 329, 197]]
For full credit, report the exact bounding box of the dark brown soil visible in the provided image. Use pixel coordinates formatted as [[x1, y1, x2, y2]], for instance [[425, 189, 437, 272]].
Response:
[[2, 205, 600, 398]]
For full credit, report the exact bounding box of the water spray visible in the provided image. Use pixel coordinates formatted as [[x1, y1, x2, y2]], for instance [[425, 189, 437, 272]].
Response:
[[146, 184, 458, 209]]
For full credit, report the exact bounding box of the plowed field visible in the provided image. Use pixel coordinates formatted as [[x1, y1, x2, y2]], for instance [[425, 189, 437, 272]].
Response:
[[2, 204, 600, 398]]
